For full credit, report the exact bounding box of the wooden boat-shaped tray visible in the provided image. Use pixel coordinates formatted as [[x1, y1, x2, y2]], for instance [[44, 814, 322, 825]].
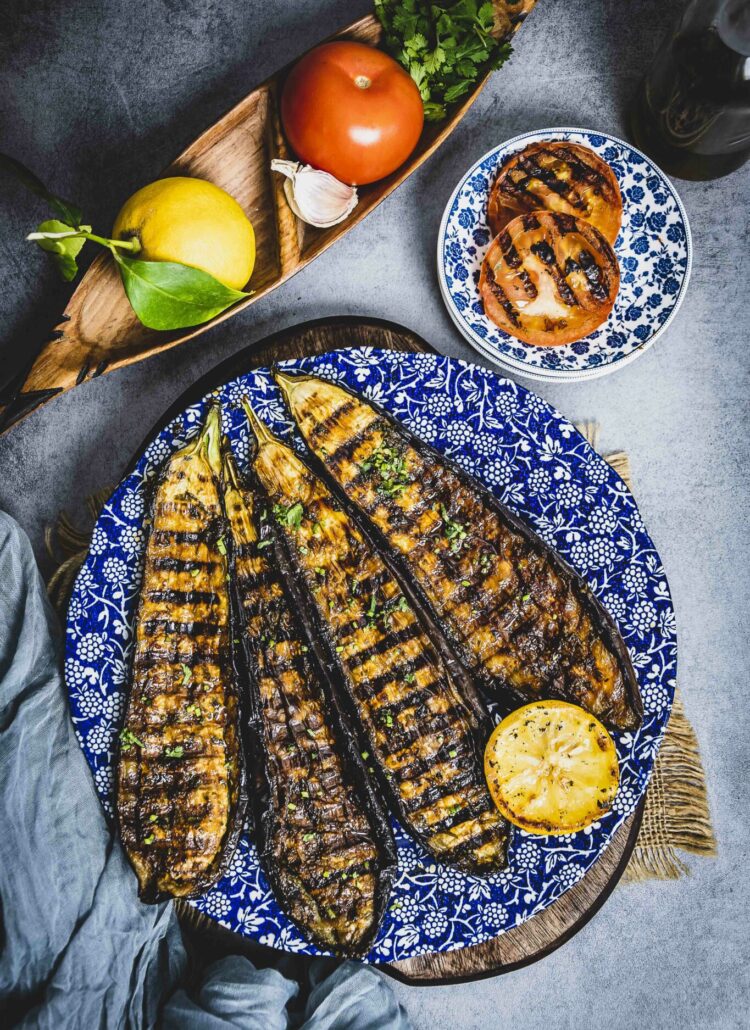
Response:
[[0, 2, 538, 432]]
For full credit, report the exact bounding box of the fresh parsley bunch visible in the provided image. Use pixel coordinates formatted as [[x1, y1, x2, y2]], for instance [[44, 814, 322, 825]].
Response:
[[375, 0, 514, 121]]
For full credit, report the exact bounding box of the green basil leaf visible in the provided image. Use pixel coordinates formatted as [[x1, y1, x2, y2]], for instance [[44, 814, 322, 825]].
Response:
[[0, 152, 84, 227], [32, 219, 86, 281], [113, 253, 251, 331]]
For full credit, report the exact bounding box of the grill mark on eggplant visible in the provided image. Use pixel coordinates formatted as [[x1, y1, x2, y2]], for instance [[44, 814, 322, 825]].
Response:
[[345, 623, 423, 670], [140, 618, 223, 637], [308, 399, 357, 444], [116, 409, 245, 903], [146, 589, 221, 606], [151, 557, 219, 574], [153, 528, 213, 546], [220, 448, 395, 956], [245, 407, 509, 874], [350, 652, 434, 702], [276, 374, 642, 731]]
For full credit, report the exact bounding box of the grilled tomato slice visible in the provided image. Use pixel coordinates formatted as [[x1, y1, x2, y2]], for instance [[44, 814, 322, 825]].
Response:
[[487, 141, 622, 245], [484, 701, 620, 835], [479, 211, 619, 346]]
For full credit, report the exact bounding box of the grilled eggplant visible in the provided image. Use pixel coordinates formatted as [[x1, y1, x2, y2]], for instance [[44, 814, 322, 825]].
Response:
[[242, 400, 509, 874], [116, 406, 245, 900], [275, 373, 642, 731], [220, 445, 395, 955]]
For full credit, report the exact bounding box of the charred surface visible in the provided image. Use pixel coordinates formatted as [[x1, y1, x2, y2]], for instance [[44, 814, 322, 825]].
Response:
[[116, 407, 246, 901], [275, 374, 642, 732]]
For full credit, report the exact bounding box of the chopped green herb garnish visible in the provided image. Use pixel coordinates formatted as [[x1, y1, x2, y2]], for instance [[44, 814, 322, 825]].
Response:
[[303, 832, 316, 842], [149, 813, 158, 823], [190, 568, 201, 578], [119, 728, 144, 751], [143, 833, 155, 844], [301, 790, 309, 798], [314, 567, 326, 578], [405, 672, 416, 684], [306, 728, 316, 739], [299, 546, 309, 555], [440, 503, 468, 553], [361, 750, 369, 760], [361, 440, 411, 497], [448, 749, 457, 758], [461, 579, 471, 587], [382, 712, 394, 728], [216, 537, 227, 556], [164, 745, 184, 759], [312, 522, 322, 537], [287, 802, 297, 811], [301, 645, 309, 653], [187, 703, 202, 718], [140, 694, 151, 706], [257, 538, 273, 550], [335, 645, 344, 654], [180, 663, 192, 685], [522, 593, 531, 602], [274, 501, 305, 530], [479, 552, 493, 572], [367, 592, 409, 627]]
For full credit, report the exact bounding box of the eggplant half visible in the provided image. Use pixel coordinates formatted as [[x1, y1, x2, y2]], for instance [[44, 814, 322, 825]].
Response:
[[242, 399, 509, 875], [275, 372, 642, 731], [116, 406, 246, 901], [220, 442, 396, 956]]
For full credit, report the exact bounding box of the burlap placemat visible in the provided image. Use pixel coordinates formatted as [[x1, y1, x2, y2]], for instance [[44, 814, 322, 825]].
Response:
[[45, 425, 716, 882]]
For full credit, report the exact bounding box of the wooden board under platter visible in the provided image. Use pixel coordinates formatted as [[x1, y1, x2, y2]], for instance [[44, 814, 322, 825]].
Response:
[[0, 2, 539, 433], [124, 314, 643, 984]]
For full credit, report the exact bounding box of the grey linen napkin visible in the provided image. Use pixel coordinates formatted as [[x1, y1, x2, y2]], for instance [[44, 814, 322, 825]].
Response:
[[0, 512, 410, 1030]]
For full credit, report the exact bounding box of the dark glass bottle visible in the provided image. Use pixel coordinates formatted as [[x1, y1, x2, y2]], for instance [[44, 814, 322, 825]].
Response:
[[629, 0, 750, 180]]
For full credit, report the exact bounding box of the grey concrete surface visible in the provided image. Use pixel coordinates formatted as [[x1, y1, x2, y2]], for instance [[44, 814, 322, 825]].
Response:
[[1, 1, 748, 1027]]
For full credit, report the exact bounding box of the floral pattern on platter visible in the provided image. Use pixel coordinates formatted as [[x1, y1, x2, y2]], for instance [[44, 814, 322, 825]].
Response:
[[438, 128, 692, 380], [66, 349, 677, 962]]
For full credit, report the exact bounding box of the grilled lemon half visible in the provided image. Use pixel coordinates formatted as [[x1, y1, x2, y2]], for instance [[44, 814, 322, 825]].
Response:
[[484, 701, 619, 835]]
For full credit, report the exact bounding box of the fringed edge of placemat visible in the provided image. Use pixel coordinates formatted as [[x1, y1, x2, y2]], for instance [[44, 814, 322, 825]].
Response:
[[575, 423, 717, 881], [622, 691, 717, 882], [45, 488, 112, 613]]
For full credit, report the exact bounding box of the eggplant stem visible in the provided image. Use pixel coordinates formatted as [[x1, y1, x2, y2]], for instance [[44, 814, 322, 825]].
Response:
[[241, 396, 277, 447], [185, 401, 222, 473], [221, 441, 242, 491], [273, 369, 307, 407]]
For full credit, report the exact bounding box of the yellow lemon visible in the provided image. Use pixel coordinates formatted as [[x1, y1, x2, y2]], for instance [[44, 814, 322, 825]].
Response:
[[484, 701, 619, 835], [112, 177, 255, 291]]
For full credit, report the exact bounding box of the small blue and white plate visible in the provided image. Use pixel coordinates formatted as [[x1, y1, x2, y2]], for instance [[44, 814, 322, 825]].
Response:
[[66, 350, 676, 962], [438, 128, 692, 381]]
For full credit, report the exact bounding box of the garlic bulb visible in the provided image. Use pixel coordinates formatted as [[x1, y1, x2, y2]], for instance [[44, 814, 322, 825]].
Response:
[[271, 160, 358, 228]]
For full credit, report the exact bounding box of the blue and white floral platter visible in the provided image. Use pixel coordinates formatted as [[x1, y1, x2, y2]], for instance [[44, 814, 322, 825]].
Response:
[[66, 349, 676, 962], [438, 128, 692, 381]]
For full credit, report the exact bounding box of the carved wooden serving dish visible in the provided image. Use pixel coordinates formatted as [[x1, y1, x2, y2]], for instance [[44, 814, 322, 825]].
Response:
[[1, 3, 537, 431]]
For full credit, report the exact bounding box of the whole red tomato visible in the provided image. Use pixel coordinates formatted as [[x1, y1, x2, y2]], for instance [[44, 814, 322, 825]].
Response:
[[281, 41, 424, 186]]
